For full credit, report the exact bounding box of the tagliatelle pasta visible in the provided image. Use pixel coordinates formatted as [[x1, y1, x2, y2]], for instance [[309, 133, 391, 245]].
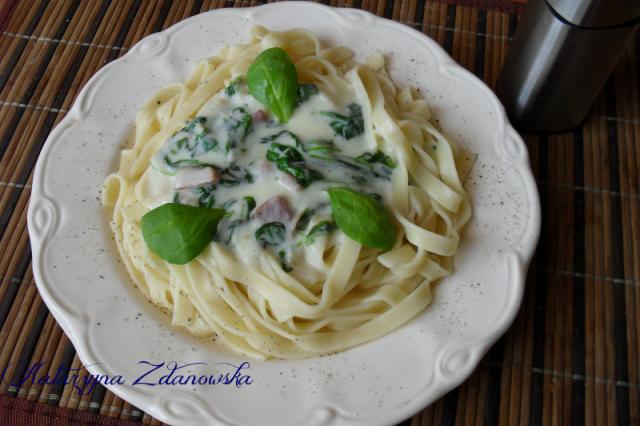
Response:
[[102, 26, 472, 359]]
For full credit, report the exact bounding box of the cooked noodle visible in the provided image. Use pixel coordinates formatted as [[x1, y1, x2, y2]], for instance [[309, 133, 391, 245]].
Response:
[[102, 27, 472, 359]]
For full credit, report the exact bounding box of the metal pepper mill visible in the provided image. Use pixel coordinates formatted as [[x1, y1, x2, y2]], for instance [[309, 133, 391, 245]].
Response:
[[497, 0, 640, 132]]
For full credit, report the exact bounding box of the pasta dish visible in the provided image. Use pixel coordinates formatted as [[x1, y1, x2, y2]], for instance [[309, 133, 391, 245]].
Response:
[[102, 27, 471, 359]]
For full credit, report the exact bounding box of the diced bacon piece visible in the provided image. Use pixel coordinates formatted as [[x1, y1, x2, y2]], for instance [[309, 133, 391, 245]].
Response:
[[174, 167, 219, 190], [253, 196, 293, 223], [252, 109, 268, 123], [276, 171, 302, 192]]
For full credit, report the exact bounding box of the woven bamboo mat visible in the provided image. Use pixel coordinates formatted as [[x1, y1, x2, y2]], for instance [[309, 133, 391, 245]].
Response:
[[0, 0, 638, 425]]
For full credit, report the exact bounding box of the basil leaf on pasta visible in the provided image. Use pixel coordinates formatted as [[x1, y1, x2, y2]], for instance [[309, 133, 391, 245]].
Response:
[[141, 203, 225, 264], [328, 187, 395, 251], [247, 47, 298, 123], [104, 27, 473, 359]]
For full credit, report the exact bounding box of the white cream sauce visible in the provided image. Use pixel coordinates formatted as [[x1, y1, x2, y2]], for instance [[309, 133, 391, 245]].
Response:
[[144, 80, 394, 272]]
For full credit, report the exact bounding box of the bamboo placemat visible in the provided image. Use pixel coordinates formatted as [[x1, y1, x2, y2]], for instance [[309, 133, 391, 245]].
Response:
[[0, 0, 638, 425]]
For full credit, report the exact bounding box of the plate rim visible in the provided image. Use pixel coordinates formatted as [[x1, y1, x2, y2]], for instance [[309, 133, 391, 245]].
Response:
[[27, 2, 541, 425]]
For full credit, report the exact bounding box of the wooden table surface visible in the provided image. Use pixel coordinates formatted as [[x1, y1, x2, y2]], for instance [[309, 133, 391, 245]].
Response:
[[0, 0, 638, 425]]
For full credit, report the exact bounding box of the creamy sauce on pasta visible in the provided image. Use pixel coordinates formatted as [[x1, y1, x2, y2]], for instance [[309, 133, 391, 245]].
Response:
[[103, 27, 471, 359], [144, 80, 393, 271]]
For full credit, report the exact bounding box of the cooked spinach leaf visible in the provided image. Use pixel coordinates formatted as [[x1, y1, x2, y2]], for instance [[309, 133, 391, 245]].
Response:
[[163, 157, 203, 169], [224, 76, 246, 97], [266, 143, 322, 188], [194, 185, 216, 208], [223, 107, 252, 152], [267, 142, 304, 162], [307, 149, 393, 182], [241, 196, 256, 221], [318, 103, 364, 139], [260, 130, 301, 146], [219, 163, 254, 187], [190, 134, 217, 157], [183, 116, 207, 133], [152, 117, 219, 174], [300, 139, 340, 160], [220, 199, 236, 217], [255, 222, 286, 247], [221, 196, 256, 244], [297, 83, 318, 105], [298, 220, 335, 246], [355, 150, 396, 169], [295, 208, 313, 231], [224, 219, 242, 244]]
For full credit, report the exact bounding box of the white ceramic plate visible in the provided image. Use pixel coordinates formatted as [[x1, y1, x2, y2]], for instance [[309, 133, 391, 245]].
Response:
[[28, 3, 540, 425]]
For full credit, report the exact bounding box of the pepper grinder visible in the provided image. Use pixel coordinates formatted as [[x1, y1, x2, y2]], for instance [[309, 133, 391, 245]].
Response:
[[497, 0, 640, 132]]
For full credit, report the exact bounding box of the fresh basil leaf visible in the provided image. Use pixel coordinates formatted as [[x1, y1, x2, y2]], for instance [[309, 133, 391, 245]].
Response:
[[327, 187, 395, 250], [141, 203, 225, 264], [297, 83, 318, 105], [266, 142, 322, 187], [298, 220, 335, 246], [247, 47, 298, 123], [318, 103, 364, 139], [255, 222, 286, 247]]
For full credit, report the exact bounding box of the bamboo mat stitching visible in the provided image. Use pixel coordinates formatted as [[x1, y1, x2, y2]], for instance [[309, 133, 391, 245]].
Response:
[[4, 2, 637, 424], [1, 98, 639, 125], [0, 100, 68, 114], [2, 31, 128, 51], [482, 360, 640, 389]]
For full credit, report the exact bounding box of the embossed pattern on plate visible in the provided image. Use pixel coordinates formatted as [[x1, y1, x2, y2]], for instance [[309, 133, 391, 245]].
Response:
[[28, 3, 540, 425]]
